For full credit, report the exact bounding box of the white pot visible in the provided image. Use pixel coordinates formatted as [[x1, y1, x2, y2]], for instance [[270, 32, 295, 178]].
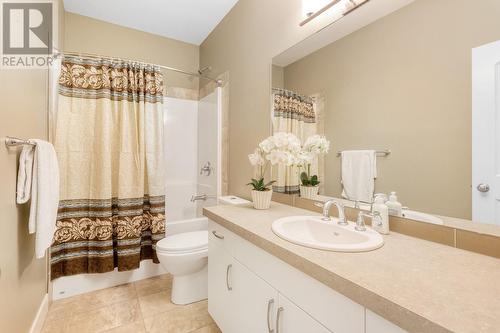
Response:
[[300, 185, 319, 200], [251, 189, 273, 210]]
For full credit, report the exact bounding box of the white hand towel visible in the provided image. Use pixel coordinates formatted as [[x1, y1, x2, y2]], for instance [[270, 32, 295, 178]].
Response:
[[28, 140, 60, 258], [16, 145, 35, 204], [341, 150, 377, 203]]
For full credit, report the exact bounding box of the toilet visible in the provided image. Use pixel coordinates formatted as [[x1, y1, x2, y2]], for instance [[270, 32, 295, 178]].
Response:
[[156, 230, 208, 305]]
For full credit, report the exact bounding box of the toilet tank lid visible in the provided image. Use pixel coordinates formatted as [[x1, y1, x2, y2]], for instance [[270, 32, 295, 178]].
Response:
[[219, 195, 251, 205], [156, 230, 208, 252]]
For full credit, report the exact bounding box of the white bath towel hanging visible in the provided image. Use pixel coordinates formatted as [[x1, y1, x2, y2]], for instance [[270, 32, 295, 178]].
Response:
[[341, 150, 377, 203], [16, 145, 35, 204], [16, 139, 60, 258]]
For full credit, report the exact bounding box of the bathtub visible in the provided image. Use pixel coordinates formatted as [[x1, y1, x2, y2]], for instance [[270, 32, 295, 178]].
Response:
[[166, 216, 208, 235], [51, 216, 208, 300]]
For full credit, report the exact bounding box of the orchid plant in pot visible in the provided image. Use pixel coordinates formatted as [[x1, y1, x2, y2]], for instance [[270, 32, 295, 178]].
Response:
[[297, 135, 330, 200], [247, 132, 301, 209]]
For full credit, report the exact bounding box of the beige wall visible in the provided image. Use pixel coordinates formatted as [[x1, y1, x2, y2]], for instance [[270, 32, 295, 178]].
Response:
[[0, 1, 64, 332], [272, 65, 284, 89], [200, 0, 347, 199], [64, 12, 200, 91], [282, 0, 500, 219]]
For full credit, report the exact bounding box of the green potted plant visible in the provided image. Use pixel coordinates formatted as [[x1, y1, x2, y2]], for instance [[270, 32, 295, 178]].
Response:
[[247, 132, 301, 209], [297, 135, 330, 199]]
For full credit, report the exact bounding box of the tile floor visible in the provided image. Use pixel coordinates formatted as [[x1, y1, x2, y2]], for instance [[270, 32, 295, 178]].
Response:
[[41, 274, 221, 333]]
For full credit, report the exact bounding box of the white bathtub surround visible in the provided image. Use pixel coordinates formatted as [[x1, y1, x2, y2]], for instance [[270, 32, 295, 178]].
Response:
[[251, 189, 273, 210], [299, 185, 319, 199]]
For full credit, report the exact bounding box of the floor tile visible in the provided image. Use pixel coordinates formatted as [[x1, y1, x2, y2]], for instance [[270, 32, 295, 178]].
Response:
[[138, 289, 181, 318], [43, 276, 216, 333], [64, 299, 142, 333], [188, 323, 222, 333], [101, 321, 146, 333], [46, 283, 137, 322], [143, 300, 213, 333], [134, 274, 172, 297]]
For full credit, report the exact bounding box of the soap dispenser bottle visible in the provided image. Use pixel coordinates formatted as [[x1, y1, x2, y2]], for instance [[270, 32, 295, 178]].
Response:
[[386, 192, 403, 217], [372, 194, 389, 234]]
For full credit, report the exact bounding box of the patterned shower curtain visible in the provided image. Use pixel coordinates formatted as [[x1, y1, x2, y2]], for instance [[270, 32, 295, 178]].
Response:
[[272, 88, 317, 194], [50, 56, 166, 279]]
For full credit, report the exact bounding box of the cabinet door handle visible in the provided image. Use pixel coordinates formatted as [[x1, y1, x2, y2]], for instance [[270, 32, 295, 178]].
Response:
[[276, 307, 284, 333], [212, 230, 224, 239], [267, 299, 275, 333], [226, 264, 232, 291]]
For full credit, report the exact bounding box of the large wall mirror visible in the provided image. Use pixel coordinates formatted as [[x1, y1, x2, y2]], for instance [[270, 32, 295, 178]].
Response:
[[269, 0, 500, 232]]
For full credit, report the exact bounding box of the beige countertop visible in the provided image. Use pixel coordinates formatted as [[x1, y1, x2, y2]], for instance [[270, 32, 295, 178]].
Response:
[[203, 202, 500, 333]]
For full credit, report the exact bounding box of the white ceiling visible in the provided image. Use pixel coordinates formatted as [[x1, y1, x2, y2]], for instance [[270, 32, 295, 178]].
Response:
[[273, 0, 415, 67], [63, 0, 240, 45]]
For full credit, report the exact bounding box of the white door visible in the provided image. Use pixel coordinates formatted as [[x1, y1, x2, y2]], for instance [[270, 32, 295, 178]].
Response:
[[472, 40, 500, 225], [276, 294, 331, 333]]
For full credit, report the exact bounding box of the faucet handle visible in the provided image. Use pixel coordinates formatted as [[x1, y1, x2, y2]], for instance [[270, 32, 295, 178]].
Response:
[[371, 211, 383, 227], [355, 211, 367, 231]]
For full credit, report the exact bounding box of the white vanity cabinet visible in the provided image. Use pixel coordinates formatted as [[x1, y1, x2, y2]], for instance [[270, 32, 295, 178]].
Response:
[[208, 220, 369, 333], [209, 239, 278, 332], [208, 220, 408, 333], [208, 237, 330, 333], [276, 294, 331, 333]]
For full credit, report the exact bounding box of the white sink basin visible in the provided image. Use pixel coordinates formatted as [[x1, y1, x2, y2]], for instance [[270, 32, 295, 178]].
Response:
[[401, 210, 443, 225], [272, 216, 384, 252]]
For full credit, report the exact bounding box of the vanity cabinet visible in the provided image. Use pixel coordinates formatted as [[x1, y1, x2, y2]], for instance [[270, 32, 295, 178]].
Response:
[[276, 294, 331, 333], [208, 237, 330, 333], [209, 239, 278, 332], [208, 219, 409, 333]]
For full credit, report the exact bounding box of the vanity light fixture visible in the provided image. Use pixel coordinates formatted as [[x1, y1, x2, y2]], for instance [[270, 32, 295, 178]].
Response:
[[300, 0, 370, 26]]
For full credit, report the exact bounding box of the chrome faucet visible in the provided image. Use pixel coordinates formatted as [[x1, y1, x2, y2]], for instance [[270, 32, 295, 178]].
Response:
[[315, 199, 348, 225], [355, 211, 382, 231], [200, 161, 213, 176]]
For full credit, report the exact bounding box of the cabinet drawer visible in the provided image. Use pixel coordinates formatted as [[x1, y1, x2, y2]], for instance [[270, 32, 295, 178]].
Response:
[[208, 220, 365, 333]]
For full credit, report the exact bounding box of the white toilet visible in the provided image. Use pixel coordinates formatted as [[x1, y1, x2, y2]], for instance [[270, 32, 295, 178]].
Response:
[[156, 230, 208, 305]]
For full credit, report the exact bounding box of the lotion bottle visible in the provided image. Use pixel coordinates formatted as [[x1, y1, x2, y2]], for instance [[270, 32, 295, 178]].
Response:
[[386, 191, 403, 217], [372, 194, 389, 234]]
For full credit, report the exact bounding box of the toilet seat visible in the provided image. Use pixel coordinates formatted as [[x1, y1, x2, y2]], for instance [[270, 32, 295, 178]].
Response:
[[156, 230, 208, 254]]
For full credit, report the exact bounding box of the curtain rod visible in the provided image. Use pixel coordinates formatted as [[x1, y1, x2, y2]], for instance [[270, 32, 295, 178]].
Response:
[[52, 49, 223, 87]]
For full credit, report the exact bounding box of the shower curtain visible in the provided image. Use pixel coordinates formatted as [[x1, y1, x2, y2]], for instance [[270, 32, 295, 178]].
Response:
[[50, 55, 166, 279], [272, 88, 317, 194]]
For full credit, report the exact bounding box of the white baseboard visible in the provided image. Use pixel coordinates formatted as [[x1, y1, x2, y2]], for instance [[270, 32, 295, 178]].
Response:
[[29, 294, 49, 333]]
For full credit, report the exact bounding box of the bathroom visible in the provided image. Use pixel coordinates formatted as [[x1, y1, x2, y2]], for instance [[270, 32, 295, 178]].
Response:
[[1, 0, 499, 332]]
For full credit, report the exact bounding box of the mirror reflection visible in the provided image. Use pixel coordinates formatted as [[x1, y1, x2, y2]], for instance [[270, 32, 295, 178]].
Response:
[[270, 13, 500, 228]]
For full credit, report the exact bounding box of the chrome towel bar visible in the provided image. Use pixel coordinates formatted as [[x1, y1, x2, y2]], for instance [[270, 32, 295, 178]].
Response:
[[336, 149, 391, 157], [4, 136, 36, 147]]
